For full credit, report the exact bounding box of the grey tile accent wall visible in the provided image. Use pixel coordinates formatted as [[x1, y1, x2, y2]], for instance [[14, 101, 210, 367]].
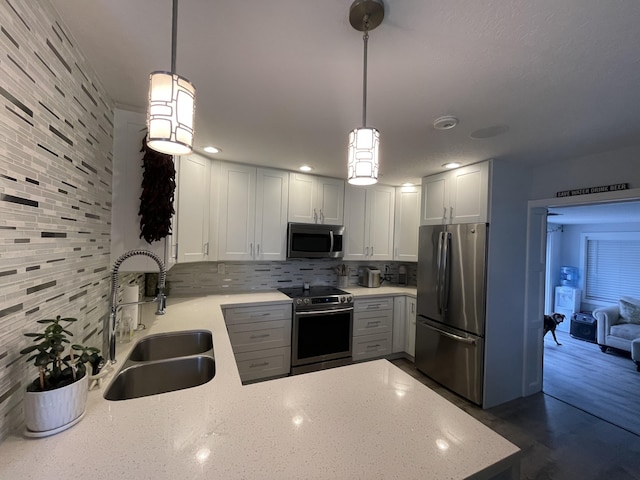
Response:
[[0, 1, 115, 441], [166, 260, 417, 296]]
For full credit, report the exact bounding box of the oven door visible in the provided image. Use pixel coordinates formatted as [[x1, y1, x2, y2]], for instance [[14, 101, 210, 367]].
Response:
[[292, 307, 353, 368]]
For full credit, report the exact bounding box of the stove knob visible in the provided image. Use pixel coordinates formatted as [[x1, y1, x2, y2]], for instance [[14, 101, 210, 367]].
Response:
[[341, 296, 347, 303], [295, 298, 303, 306], [347, 295, 353, 303], [303, 298, 310, 305]]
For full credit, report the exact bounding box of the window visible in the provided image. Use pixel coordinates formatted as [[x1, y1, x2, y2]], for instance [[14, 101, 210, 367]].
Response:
[[582, 232, 640, 303]]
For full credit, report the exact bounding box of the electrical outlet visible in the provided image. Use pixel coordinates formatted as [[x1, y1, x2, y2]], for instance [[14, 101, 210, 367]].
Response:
[[217, 263, 225, 274]]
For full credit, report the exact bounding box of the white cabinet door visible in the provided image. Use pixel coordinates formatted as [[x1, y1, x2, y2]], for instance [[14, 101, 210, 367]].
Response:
[[392, 297, 407, 354], [420, 161, 489, 226], [175, 154, 211, 263], [449, 162, 489, 224], [218, 163, 256, 260], [110, 109, 171, 272], [420, 174, 447, 225], [288, 172, 316, 223], [394, 186, 420, 262], [316, 176, 344, 225], [255, 168, 289, 261], [368, 185, 395, 260], [344, 184, 394, 261], [288, 173, 344, 225], [343, 186, 368, 260]]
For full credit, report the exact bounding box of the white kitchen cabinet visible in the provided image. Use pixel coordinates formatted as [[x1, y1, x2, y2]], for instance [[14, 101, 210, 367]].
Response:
[[392, 296, 416, 358], [174, 154, 218, 263], [393, 186, 420, 262], [352, 297, 393, 361], [420, 161, 489, 225], [110, 108, 174, 272], [343, 184, 395, 261], [223, 302, 292, 383], [288, 173, 344, 225], [218, 163, 288, 260]]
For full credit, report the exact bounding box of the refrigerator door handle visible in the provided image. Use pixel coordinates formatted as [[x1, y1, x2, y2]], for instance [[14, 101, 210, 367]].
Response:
[[440, 232, 451, 316], [420, 320, 476, 346], [436, 231, 445, 313]]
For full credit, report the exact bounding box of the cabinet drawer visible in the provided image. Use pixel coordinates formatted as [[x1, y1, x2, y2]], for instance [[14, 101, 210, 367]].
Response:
[[235, 347, 291, 382], [354, 296, 393, 313], [352, 333, 392, 361], [224, 303, 292, 325], [227, 320, 291, 353], [353, 310, 392, 336]]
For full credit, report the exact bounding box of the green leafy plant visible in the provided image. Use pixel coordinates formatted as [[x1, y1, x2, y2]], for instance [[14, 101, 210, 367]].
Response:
[[20, 315, 101, 392]]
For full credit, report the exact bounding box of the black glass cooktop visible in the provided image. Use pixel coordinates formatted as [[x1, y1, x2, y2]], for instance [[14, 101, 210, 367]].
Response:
[[278, 286, 350, 299]]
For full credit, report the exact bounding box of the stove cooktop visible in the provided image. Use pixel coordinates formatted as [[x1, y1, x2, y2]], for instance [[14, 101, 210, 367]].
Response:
[[278, 286, 350, 299]]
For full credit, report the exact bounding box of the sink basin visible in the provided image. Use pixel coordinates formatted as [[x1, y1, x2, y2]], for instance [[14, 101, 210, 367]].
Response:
[[128, 330, 213, 361], [104, 356, 215, 401]]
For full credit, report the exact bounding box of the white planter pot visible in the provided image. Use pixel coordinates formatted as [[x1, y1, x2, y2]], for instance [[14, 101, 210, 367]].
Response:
[[23, 372, 88, 434]]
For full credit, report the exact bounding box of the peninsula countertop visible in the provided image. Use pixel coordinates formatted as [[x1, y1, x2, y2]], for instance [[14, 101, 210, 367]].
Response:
[[0, 290, 519, 479]]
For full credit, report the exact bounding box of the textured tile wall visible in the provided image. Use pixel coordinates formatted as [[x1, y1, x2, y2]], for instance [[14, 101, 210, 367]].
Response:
[[166, 260, 417, 296], [0, 1, 115, 440]]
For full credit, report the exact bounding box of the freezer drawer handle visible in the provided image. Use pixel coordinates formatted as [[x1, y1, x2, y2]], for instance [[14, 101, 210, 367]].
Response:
[[421, 322, 476, 346]]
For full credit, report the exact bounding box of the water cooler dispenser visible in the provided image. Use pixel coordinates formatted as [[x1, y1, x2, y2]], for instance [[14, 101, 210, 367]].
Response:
[[554, 266, 580, 332]]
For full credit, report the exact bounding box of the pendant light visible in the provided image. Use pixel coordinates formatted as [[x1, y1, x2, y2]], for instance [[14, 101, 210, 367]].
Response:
[[147, 0, 196, 155], [347, 0, 384, 186]]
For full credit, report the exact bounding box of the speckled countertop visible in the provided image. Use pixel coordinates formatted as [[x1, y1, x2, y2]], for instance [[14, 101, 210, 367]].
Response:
[[0, 288, 520, 479]]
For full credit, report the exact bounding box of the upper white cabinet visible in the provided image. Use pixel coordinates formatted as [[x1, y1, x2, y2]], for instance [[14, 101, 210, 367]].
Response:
[[110, 109, 174, 272], [218, 163, 289, 260], [174, 154, 217, 263], [344, 184, 395, 261], [421, 162, 489, 225], [288, 173, 344, 225], [393, 186, 421, 262]]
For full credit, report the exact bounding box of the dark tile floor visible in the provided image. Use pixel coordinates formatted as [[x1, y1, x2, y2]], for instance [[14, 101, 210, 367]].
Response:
[[391, 358, 640, 480]]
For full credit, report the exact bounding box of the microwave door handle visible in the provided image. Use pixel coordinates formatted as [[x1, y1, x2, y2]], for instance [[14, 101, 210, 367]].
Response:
[[329, 230, 334, 253]]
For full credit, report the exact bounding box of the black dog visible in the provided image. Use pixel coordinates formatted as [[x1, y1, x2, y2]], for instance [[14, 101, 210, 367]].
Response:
[[544, 313, 565, 346]]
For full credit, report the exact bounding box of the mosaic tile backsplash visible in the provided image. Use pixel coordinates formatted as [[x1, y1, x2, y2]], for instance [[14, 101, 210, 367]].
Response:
[[166, 260, 417, 296], [0, 1, 115, 441]]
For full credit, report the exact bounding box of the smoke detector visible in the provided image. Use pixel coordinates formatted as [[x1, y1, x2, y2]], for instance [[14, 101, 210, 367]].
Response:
[[433, 116, 459, 130]]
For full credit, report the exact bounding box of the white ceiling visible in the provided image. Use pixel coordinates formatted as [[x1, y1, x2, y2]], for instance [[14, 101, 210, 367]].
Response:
[[50, 0, 640, 187]]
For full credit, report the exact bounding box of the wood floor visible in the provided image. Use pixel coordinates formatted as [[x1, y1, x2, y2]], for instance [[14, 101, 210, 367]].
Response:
[[391, 354, 640, 480], [543, 330, 640, 436]]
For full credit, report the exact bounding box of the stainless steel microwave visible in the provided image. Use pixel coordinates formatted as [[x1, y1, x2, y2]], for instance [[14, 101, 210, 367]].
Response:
[[287, 223, 344, 259]]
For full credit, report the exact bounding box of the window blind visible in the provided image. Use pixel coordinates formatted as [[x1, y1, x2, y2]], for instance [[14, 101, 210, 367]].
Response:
[[585, 237, 640, 302]]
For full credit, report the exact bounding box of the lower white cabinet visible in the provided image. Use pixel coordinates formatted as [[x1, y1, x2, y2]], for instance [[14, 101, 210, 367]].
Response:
[[223, 303, 292, 383], [392, 296, 417, 358], [352, 297, 393, 361]]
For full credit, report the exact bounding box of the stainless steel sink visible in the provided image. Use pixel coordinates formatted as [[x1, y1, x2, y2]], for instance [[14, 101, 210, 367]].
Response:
[[128, 330, 213, 361], [104, 329, 215, 401], [104, 356, 215, 401]]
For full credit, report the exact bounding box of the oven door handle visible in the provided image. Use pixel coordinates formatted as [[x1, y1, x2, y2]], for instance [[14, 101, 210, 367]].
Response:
[[296, 307, 354, 316]]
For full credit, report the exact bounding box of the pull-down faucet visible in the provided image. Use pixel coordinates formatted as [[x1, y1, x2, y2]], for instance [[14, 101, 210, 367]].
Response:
[[104, 249, 167, 364]]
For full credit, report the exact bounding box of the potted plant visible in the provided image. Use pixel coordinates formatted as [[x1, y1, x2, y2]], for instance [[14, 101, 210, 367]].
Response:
[[20, 315, 101, 436]]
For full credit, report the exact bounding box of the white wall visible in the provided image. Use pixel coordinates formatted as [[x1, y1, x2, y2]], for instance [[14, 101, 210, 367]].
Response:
[[529, 144, 640, 200]]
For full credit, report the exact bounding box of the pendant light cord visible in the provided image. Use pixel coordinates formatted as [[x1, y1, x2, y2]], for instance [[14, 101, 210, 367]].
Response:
[[362, 15, 370, 127], [171, 0, 178, 74]]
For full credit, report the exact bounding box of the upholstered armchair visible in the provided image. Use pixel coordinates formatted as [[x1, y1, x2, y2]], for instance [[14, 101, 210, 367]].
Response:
[[594, 296, 640, 354]]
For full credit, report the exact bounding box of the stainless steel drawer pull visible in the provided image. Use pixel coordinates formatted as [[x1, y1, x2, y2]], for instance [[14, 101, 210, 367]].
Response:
[[366, 321, 381, 325], [250, 334, 270, 339], [366, 304, 382, 309], [366, 344, 381, 349], [250, 362, 269, 368], [250, 313, 271, 317]]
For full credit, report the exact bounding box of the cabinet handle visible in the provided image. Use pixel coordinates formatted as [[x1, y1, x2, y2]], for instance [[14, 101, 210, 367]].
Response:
[[366, 320, 381, 326], [365, 246, 369, 256], [173, 243, 179, 259], [250, 243, 253, 256], [365, 344, 381, 349], [371, 246, 374, 256], [319, 209, 324, 223], [249, 362, 269, 368], [366, 304, 382, 309], [313, 208, 318, 223], [250, 313, 271, 317], [411, 303, 415, 314], [257, 244, 260, 256], [250, 333, 270, 339], [443, 207, 447, 223], [450, 206, 453, 220], [204, 242, 209, 255]]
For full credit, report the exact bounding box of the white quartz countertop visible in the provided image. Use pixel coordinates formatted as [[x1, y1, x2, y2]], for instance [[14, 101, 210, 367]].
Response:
[[0, 291, 518, 479]]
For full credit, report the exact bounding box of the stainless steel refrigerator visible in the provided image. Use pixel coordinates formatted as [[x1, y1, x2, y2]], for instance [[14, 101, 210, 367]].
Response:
[[415, 223, 487, 405]]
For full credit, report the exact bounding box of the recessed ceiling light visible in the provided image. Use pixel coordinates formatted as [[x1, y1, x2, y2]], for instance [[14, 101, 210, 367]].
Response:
[[203, 146, 220, 154], [433, 116, 459, 130], [299, 165, 313, 172], [442, 162, 461, 169], [402, 183, 414, 187]]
